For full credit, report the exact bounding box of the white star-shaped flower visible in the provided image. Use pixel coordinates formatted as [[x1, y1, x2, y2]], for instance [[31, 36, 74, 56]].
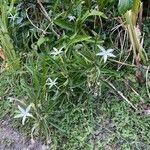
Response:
[[8, 13, 18, 22], [68, 15, 76, 21], [96, 45, 116, 63], [50, 47, 64, 57], [14, 104, 33, 125], [46, 77, 57, 89]]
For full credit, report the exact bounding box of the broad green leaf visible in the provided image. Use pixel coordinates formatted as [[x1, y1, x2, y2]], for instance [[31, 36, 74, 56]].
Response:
[[131, 0, 140, 25], [132, 0, 140, 13], [87, 10, 107, 18], [67, 35, 91, 47], [118, 0, 133, 14], [54, 18, 75, 31], [81, 9, 107, 22]]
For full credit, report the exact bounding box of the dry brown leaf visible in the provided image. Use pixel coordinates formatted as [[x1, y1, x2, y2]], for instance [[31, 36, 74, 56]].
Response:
[[0, 47, 5, 60]]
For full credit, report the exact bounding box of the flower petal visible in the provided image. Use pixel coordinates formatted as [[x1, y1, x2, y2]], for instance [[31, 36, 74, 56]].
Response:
[[26, 104, 32, 113], [103, 55, 108, 63], [107, 49, 114, 53], [97, 45, 106, 52], [26, 113, 33, 118], [59, 46, 64, 51], [18, 105, 25, 113], [22, 116, 27, 125], [96, 52, 105, 56], [53, 47, 58, 52], [14, 114, 23, 118], [107, 53, 116, 58]]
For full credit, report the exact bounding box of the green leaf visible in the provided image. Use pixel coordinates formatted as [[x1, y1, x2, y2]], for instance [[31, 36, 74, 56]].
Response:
[[54, 18, 75, 31], [131, 0, 140, 25], [88, 9, 107, 18], [132, 0, 140, 12], [81, 9, 107, 22], [37, 37, 49, 47], [67, 35, 91, 47], [118, 0, 133, 14]]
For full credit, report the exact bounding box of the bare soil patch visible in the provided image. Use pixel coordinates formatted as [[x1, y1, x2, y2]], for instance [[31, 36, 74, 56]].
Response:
[[0, 120, 45, 150]]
